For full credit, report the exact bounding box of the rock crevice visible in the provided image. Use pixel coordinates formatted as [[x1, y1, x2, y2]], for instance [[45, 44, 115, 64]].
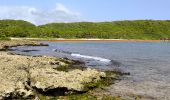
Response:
[[0, 51, 106, 99]]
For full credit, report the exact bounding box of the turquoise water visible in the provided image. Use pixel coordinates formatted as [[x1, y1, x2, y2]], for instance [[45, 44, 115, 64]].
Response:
[[10, 42, 170, 99]]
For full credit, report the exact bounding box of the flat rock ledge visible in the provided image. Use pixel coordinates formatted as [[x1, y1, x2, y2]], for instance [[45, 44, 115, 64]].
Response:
[[30, 67, 105, 92], [0, 40, 48, 50], [0, 51, 106, 99]]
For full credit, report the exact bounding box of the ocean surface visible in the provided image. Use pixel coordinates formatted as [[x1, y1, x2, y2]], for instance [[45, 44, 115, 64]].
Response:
[[10, 42, 170, 99]]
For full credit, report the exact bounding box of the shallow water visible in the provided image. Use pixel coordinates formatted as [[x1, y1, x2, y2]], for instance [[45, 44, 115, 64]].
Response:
[[10, 42, 170, 99]]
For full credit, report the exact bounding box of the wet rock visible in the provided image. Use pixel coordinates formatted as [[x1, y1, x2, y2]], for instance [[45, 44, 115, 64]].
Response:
[[0, 40, 48, 51], [54, 49, 72, 54], [21, 50, 40, 52]]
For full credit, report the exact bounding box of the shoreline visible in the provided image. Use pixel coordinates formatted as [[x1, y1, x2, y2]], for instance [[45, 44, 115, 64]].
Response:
[[0, 40, 122, 99], [1, 39, 169, 99], [10, 37, 170, 42]]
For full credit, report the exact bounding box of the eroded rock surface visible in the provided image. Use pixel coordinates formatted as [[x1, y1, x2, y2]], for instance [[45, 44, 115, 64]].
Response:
[[0, 41, 106, 99], [0, 51, 66, 99], [30, 67, 105, 92]]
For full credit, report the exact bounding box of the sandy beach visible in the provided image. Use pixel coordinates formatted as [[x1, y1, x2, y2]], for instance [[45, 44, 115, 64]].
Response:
[[10, 38, 170, 43]]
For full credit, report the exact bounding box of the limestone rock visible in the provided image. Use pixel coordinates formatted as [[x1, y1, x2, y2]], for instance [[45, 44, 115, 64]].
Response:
[[0, 51, 66, 99], [30, 67, 106, 92], [0, 81, 34, 99], [0, 40, 106, 99], [0, 40, 48, 50]]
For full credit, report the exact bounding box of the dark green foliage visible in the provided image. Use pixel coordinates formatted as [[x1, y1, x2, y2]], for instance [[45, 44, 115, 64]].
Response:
[[1, 19, 170, 39], [39, 20, 170, 40], [0, 20, 40, 38], [0, 34, 10, 40]]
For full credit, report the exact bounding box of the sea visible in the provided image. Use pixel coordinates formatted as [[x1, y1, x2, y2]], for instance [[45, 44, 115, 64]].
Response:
[[10, 41, 170, 99]]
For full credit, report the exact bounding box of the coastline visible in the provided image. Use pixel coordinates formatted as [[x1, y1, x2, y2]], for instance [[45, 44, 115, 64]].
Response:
[[0, 40, 121, 99], [10, 37, 170, 42]]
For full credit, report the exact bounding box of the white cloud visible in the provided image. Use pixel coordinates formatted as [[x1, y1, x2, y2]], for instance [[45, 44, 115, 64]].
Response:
[[0, 3, 82, 25]]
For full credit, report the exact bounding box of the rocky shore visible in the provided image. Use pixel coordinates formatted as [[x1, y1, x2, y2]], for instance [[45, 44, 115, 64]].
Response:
[[0, 40, 114, 99], [0, 40, 48, 51]]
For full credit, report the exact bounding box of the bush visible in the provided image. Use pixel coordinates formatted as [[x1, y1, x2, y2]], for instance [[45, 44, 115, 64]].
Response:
[[0, 34, 10, 40]]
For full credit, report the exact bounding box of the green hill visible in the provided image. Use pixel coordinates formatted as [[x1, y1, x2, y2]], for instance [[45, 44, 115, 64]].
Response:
[[1, 20, 170, 40], [0, 20, 39, 38]]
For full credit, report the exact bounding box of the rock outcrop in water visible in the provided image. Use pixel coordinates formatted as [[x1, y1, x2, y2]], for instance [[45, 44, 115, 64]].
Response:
[[0, 40, 106, 99], [0, 40, 48, 50]]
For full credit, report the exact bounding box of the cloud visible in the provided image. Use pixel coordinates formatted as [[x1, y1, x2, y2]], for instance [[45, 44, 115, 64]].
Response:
[[0, 3, 82, 25]]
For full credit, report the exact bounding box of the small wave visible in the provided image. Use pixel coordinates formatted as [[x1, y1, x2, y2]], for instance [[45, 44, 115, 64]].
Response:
[[71, 53, 111, 63]]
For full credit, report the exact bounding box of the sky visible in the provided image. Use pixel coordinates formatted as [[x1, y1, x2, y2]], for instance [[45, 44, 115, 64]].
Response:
[[0, 0, 170, 25]]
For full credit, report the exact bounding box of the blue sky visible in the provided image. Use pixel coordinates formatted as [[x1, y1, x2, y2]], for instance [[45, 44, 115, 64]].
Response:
[[0, 0, 169, 25]]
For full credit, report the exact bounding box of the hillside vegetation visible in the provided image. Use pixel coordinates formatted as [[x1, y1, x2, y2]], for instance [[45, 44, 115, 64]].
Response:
[[1, 20, 170, 40]]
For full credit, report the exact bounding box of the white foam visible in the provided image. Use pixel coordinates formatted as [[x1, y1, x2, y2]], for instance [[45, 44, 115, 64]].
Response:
[[71, 53, 111, 63]]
